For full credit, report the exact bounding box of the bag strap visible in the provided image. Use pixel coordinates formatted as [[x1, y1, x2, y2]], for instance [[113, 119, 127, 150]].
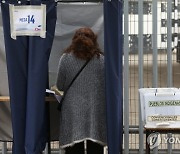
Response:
[[57, 58, 91, 111], [63, 58, 91, 98]]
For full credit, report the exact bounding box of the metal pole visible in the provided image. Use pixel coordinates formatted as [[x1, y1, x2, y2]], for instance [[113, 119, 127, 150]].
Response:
[[123, 0, 129, 153], [2, 142, 7, 154], [44, 143, 49, 154], [167, 0, 172, 87], [138, 0, 144, 154], [153, 147, 158, 154], [152, 0, 158, 88], [167, 133, 172, 154], [167, 0, 172, 153], [152, 2, 158, 152], [59, 149, 65, 154]]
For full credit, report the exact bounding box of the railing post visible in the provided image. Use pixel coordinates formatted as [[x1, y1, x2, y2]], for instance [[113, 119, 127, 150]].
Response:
[[2, 142, 7, 154], [138, 0, 144, 153], [123, 0, 130, 153]]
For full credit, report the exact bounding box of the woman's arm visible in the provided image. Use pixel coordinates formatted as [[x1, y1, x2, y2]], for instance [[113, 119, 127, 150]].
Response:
[[56, 54, 66, 91]]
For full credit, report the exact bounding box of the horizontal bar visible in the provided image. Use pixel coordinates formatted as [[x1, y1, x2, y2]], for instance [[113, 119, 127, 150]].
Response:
[[0, 96, 57, 102], [127, 127, 180, 134]]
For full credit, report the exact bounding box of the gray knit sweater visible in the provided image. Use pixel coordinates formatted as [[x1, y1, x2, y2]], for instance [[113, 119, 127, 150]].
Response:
[[56, 53, 107, 148]]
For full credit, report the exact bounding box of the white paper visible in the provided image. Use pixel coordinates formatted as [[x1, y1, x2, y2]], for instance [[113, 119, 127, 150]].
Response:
[[46, 89, 63, 103], [9, 4, 46, 39], [46, 89, 55, 94]]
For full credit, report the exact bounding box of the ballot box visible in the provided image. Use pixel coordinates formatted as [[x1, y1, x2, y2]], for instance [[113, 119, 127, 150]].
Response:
[[139, 88, 180, 128]]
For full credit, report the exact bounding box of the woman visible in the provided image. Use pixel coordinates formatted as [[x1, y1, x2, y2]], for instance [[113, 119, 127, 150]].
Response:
[[56, 27, 107, 154]]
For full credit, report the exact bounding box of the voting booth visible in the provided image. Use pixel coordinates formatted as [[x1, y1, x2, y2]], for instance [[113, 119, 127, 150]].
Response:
[[139, 88, 180, 128]]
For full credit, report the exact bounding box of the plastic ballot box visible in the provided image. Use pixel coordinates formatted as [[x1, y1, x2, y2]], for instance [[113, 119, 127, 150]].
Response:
[[139, 88, 180, 128]]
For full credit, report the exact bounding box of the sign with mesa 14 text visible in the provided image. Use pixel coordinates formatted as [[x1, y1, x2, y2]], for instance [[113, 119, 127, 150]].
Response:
[[9, 4, 46, 39]]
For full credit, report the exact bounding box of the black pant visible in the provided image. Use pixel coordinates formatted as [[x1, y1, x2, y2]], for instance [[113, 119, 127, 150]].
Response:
[[65, 140, 104, 154]]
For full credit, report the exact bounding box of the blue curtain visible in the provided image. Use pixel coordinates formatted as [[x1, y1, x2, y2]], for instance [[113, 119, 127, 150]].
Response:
[[103, 0, 123, 154], [1, 0, 57, 153]]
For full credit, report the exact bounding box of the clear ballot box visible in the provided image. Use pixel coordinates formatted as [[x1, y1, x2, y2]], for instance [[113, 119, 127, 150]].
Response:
[[139, 88, 180, 128]]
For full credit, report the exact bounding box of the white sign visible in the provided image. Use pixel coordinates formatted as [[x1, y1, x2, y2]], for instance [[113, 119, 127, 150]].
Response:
[[139, 88, 180, 128], [9, 4, 46, 39]]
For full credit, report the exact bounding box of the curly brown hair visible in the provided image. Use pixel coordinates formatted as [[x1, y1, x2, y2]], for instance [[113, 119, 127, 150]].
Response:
[[64, 27, 103, 60]]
